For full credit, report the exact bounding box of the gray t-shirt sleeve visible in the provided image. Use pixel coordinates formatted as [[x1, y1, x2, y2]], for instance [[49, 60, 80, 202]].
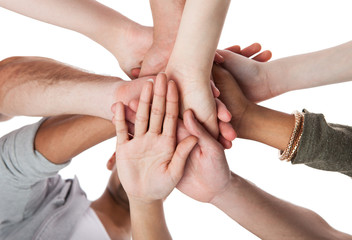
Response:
[[292, 110, 352, 177], [0, 119, 70, 224]]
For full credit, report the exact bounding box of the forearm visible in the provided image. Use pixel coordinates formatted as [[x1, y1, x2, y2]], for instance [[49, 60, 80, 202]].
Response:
[[35, 115, 115, 164], [0, 56, 123, 120], [150, 0, 185, 45], [235, 102, 294, 151], [267, 41, 352, 96], [129, 200, 172, 240], [0, 0, 138, 52], [211, 173, 351, 240], [166, 0, 231, 79]]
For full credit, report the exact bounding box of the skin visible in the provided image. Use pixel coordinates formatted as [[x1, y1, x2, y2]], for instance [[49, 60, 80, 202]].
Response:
[[0, 0, 153, 78], [138, 0, 186, 77], [218, 41, 352, 103], [34, 114, 131, 240], [165, 0, 231, 138], [139, 0, 231, 138], [0, 56, 235, 144], [113, 73, 197, 240], [175, 107, 352, 239], [0, 56, 152, 122]]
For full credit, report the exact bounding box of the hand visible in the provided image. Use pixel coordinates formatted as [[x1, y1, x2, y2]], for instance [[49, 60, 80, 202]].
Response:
[[217, 43, 272, 102], [109, 24, 154, 79], [138, 41, 174, 77], [212, 64, 252, 136], [113, 73, 197, 202], [127, 81, 236, 149], [176, 110, 231, 203]]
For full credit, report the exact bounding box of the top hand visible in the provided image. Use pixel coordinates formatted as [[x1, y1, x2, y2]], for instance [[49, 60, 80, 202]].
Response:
[[113, 73, 197, 202]]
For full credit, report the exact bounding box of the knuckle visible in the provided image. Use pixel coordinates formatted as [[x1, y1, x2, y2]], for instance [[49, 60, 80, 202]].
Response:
[[151, 107, 164, 116]]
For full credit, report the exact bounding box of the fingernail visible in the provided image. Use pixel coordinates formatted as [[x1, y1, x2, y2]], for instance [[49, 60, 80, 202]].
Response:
[[147, 78, 154, 83]]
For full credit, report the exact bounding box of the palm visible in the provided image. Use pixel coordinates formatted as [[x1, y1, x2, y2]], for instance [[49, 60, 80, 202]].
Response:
[[116, 134, 176, 201]]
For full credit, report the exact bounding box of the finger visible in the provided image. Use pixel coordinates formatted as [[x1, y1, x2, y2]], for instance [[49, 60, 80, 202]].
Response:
[[111, 102, 117, 115], [134, 81, 153, 136], [210, 80, 220, 98], [162, 80, 179, 137], [169, 136, 198, 182], [114, 102, 129, 145], [131, 68, 141, 79], [216, 98, 232, 123], [224, 45, 241, 53], [128, 99, 139, 112], [219, 121, 237, 142], [214, 51, 225, 64], [252, 50, 272, 62], [149, 73, 167, 134], [218, 135, 232, 149], [240, 43, 262, 58], [125, 105, 136, 124], [183, 110, 220, 148]]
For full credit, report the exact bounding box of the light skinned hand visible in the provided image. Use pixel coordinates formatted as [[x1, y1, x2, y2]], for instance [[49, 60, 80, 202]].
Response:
[[113, 73, 198, 203], [176, 109, 231, 203], [217, 43, 272, 102], [127, 90, 236, 149]]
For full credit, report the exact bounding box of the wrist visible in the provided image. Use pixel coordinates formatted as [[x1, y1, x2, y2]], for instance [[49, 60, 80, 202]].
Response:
[[210, 172, 242, 207], [237, 103, 295, 151], [264, 60, 290, 98]]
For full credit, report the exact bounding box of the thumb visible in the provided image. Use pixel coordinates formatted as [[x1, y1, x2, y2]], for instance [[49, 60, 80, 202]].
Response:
[[169, 136, 198, 182]]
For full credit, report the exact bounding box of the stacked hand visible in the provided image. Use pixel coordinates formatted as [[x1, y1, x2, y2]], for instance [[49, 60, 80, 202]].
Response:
[[113, 73, 197, 202]]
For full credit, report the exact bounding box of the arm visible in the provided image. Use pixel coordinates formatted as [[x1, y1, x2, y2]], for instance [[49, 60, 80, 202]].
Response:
[[219, 41, 352, 102], [0, 0, 153, 78], [211, 172, 352, 240], [113, 73, 197, 239], [0, 56, 152, 120], [212, 64, 352, 176], [139, 0, 185, 76], [165, 0, 231, 137], [176, 109, 352, 239]]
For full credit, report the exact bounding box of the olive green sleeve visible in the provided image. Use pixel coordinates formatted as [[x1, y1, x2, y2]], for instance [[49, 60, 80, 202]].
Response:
[[292, 110, 352, 177]]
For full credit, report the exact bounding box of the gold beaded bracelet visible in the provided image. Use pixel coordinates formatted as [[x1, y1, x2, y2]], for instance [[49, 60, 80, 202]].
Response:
[[279, 111, 305, 162]]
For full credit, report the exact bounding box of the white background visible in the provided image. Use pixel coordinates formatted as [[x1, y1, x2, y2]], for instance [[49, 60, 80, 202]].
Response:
[[1, 0, 352, 239]]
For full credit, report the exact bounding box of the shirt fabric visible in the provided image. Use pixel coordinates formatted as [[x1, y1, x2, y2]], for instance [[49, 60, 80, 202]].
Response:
[[70, 207, 110, 240], [292, 110, 352, 177], [0, 119, 109, 240]]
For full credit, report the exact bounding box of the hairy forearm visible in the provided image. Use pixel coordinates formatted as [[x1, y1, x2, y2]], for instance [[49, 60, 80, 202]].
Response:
[[129, 200, 172, 240], [0, 56, 121, 119], [166, 0, 231, 79], [268, 41, 352, 96], [35, 115, 115, 164], [211, 173, 351, 240]]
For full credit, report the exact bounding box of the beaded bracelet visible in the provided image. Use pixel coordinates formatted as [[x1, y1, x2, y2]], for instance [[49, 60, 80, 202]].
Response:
[[279, 111, 305, 162]]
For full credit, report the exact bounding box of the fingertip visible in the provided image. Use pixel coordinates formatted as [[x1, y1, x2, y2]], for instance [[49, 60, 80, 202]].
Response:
[[218, 136, 233, 149], [111, 102, 118, 114], [225, 45, 241, 53], [214, 52, 225, 64], [218, 109, 232, 123], [131, 68, 141, 79], [128, 99, 139, 112], [219, 121, 237, 141]]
